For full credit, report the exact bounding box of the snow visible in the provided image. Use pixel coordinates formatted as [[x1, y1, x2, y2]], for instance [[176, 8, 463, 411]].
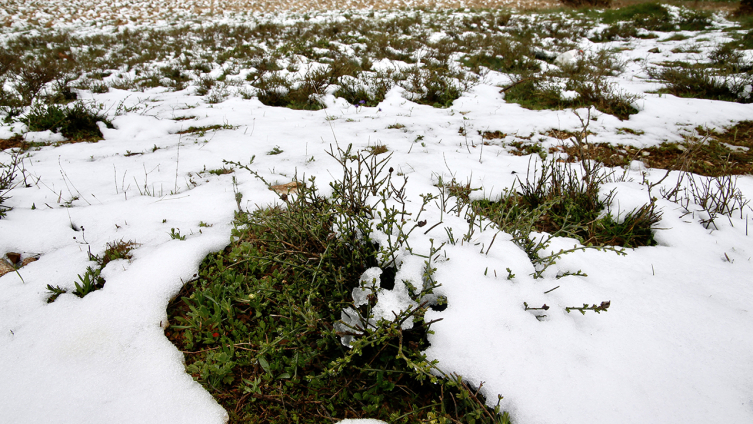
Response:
[[1, 4, 753, 424], [23, 130, 66, 144]]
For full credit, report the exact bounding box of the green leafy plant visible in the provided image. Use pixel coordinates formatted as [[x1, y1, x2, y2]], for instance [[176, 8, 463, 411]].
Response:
[[169, 228, 186, 240], [72, 266, 105, 298], [648, 65, 753, 104], [474, 117, 661, 277], [22, 102, 113, 141], [166, 146, 510, 423], [45, 284, 67, 303], [566, 301, 611, 315], [46, 240, 138, 303], [503, 50, 639, 120], [266, 146, 283, 155]]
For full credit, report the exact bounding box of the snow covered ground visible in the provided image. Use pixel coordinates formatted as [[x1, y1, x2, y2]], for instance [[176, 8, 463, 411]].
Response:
[[1, 3, 753, 424]]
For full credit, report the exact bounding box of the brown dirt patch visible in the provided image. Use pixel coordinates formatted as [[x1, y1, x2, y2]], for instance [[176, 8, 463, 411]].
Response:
[[554, 121, 753, 176]]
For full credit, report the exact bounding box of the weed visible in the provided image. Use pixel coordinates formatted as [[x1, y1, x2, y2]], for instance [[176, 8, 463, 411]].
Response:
[[90, 81, 110, 94], [649, 65, 753, 104], [45, 78, 79, 103], [46, 240, 138, 303], [266, 146, 283, 155], [367, 144, 389, 155], [508, 141, 547, 159], [45, 285, 67, 303], [481, 130, 506, 140], [0, 151, 21, 218], [334, 70, 399, 107], [503, 50, 638, 120], [477, 152, 660, 248], [169, 228, 186, 240], [72, 266, 105, 298], [401, 64, 471, 108], [22, 102, 113, 141], [461, 36, 541, 74], [194, 75, 216, 96], [14, 59, 63, 105], [206, 167, 234, 176], [94, 239, 139, 268], [661, 170, 750, 229], [176, 124, 234, 136], [167, 146, 509, 423], [566, 301, 611, 314]]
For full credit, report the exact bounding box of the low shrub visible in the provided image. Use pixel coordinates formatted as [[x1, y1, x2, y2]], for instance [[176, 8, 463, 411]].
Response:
[[475, 158, 661, 251], [503, 50, 639, 120], [649, 65, 753, 104], [22, 102, 113, 141], [165, 147, 510, 423], [0, 151, 20, 218]]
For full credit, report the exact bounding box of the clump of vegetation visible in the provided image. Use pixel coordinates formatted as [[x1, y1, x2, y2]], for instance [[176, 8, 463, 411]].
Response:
[[176, 124, 234, 136], [46, 239, 139, 302], [476, 158, 661, 251], [503, 50, 639, 120], [334, 71, 397, 107], [595, 3, 711, 33], [649, 65, 753, 104], [266, 146, 283, 155], [22, 102, 113, 141], [508, 141, 547, 159], [165, 147, 510, 423], [401, 63, 472, 108], [0, 151, 20, 219], [475, 112, 662, 269], [560, 0, 611, 8], [461, 35, 541, 74]]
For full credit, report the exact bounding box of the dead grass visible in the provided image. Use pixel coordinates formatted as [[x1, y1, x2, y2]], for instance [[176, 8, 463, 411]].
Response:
[[555, 121, 753, 176]]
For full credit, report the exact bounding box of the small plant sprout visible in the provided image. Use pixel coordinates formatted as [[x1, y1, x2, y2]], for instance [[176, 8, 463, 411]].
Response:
[[266, 146, 283, 155], [169, 228, 186, 240], [566, 301, 611, 315]]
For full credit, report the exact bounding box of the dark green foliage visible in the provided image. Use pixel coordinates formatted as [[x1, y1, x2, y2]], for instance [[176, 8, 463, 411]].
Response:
[[45, 285, 67, 303], [649, 66, 753, 104], [22, 102, 113, 141], [23, 104, 66, 132], [461, 36, 541, 74], [95, 239, 138, 268], [47, 240, 138, 302], [503, 51, 639, 120], [475, 158, 661, 249], [334, 70, 400, 107], [598, 3, 711, 31], [402, 66, 467, 108], [72, 266, 105, 298], [165, 148, 510, 423], [560, 0, 611, 8], [590, 3, 711, 41]]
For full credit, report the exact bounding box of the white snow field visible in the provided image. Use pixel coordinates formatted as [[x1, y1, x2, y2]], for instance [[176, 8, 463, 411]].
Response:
[[1, 2, 753, 424]]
